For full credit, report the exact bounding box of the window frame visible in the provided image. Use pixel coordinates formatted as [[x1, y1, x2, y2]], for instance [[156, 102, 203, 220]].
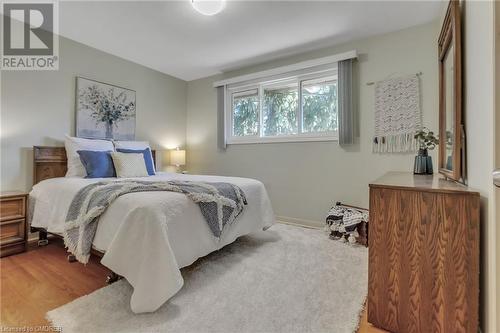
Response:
[[226, 69, 339, 145]]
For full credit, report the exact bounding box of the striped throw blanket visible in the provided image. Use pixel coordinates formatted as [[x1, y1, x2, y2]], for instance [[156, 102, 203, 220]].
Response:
[[63, 180, 247, 264]]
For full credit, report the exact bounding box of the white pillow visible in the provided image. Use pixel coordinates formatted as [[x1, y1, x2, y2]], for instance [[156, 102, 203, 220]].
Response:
[[111, 152, 149, 178], [113, 140, 150, 150], [113, 140, 156, 173], [65, 135, 114, 177]]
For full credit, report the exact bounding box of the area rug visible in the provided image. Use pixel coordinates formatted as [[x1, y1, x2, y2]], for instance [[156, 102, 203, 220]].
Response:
[[47, 223, 368, 333]]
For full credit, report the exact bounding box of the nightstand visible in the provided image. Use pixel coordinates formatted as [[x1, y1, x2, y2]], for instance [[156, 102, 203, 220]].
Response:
[[0, 191, 28, 257]]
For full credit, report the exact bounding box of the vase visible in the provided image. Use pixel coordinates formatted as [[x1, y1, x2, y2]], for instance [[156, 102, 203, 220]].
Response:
[[413, 149, 433, 175], [105, 121, 113, 139]]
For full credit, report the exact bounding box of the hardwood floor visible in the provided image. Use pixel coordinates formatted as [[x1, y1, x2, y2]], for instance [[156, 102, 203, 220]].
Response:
[[0, 239, 109, 327], [1, 239, 386, 332]]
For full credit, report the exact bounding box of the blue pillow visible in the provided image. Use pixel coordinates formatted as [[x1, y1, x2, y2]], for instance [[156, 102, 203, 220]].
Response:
[[77, 150, 116, 178], [116, 148, 155, 175]]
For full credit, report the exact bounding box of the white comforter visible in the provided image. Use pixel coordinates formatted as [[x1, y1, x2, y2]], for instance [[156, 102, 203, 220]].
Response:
[[30, 172, 275, 313]]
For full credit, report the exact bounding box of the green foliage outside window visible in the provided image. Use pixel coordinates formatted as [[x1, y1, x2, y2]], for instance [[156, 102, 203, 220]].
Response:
[[263, 87, 298, 136], [233, 94, 259, 136], [232, 79, 338, 137], [302, 82, 338, 133]]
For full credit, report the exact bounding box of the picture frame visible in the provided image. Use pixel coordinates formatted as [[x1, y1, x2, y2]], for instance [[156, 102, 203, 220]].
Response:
[[76, 77, 136, 140]]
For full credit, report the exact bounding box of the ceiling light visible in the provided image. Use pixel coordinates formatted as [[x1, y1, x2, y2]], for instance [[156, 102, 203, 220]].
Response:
[[191, 0, 226, 16]]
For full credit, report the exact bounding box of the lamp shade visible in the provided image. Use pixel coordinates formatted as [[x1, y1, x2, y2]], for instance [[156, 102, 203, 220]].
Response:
[[170, 149, 186, 166]]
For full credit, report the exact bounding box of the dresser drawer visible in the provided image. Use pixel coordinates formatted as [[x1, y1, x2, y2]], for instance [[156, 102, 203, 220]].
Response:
[[0, 218, 25, 243], [0, 196, 26, 221]]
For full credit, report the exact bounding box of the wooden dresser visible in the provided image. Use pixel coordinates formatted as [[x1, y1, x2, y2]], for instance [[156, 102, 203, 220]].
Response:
[[0, 192, 28, 257], [368, 172, 479, 333]]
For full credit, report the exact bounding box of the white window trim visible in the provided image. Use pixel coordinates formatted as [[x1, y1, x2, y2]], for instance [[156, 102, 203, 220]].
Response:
[[227, 133, 338, 145], [213, 50, 356, 87], [225, 70, 340, 145]]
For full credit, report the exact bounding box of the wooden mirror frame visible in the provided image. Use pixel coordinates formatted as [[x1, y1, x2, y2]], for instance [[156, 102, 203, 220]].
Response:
[[438, 0, 463, 182]]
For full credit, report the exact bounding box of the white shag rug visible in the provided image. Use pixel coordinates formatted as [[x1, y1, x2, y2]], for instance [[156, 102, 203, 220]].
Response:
[[47, 223, 368, 333]]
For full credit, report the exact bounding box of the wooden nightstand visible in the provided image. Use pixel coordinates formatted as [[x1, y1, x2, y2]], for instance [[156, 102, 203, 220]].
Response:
[[0, 191, 28, 257]]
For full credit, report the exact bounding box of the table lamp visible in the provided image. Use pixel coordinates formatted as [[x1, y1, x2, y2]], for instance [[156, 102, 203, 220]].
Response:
[[170, 148, 186, 172]]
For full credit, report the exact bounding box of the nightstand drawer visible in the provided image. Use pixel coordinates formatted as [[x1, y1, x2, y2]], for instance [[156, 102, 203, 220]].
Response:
[[0, 196, 26, 221], [0, 218, 25, 243], [0, 192, 28, 257]]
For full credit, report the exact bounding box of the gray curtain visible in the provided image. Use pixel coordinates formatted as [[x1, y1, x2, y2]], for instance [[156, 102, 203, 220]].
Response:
[[217, 86, 227, 150], [338, 59, 354, 145]]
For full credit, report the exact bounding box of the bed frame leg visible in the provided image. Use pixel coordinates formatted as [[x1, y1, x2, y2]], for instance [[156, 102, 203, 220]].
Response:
[[37, 230, 49, 246], [67, 254, 77, 262], [106, 272, 122, 284]]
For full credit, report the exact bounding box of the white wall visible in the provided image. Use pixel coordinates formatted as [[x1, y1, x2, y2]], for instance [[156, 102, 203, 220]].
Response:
[[0, 36, 187, 191], [186, 22, 439, 224], [461, 1, 496, 332]]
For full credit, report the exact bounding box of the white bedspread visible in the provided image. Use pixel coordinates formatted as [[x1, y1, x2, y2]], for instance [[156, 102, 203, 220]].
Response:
[[30, 172, 275, 313]]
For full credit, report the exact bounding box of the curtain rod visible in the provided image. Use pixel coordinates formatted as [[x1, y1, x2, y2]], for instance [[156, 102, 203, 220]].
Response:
[[366, 71, 422, 86]]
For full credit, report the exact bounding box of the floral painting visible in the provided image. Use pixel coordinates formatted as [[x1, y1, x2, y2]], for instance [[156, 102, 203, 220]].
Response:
[[76, 77, 136, 140]]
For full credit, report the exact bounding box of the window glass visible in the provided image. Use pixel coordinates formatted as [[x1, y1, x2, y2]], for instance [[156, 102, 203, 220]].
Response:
[[262, 81, 298, 136], [232, 89, 259, 136], [301, 76, 338, 133], [226, 67, 342, 144]]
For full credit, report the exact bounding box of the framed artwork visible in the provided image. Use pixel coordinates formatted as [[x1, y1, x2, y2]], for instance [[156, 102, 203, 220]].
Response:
[[76, 77, 136, 140]]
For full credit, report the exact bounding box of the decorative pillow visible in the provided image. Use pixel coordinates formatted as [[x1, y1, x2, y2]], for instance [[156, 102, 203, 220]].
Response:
[[110, 152, 149, 178], [77, 150, 116, 178], [65, 135, 115, 177], [113, 140, 156, 174], [116, 148, 155, 175], [113, 140, 150, 150]]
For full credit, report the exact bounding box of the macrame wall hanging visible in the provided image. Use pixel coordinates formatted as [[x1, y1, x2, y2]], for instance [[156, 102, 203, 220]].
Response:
[[372, 74, 422, 153]]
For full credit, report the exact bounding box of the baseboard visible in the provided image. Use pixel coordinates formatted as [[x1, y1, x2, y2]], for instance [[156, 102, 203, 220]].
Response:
[[276, 215, 323, 229]]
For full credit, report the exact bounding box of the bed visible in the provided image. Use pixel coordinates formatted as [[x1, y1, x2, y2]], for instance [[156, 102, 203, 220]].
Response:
[[29, 146, 275, 313]]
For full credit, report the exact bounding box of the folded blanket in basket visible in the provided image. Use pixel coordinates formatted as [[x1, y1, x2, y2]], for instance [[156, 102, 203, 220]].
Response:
[[326, 205, 369, 234]]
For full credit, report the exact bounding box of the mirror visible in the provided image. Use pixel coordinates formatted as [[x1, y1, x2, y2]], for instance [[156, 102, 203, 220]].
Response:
[[444, 45, 454, 170], [439, 0, 463, 182]]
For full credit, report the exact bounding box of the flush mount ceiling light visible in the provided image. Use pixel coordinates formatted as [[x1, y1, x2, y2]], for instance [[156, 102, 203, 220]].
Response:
[[191, 0, 226, 16]]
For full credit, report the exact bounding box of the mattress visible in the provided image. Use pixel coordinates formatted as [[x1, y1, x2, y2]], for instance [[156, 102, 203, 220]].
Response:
[[30, 172, 275, 313]]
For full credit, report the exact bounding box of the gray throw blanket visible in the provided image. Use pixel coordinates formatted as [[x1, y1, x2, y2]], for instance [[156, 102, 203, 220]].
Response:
[[64, 180, 247, 264]]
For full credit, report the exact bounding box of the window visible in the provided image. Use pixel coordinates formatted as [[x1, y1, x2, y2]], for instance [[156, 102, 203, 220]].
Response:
[[226, 70, 338, 144], [301, 76, 338, 133], [263, 80, 298, 136], [232, 89, 259, 137]]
